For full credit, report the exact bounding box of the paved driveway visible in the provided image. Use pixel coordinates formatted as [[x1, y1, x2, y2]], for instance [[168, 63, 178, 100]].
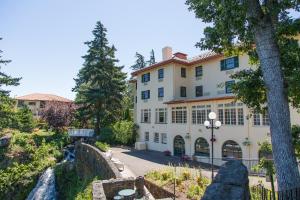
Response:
[[111, 147, 213, 177], [111, 147, 275, 189]]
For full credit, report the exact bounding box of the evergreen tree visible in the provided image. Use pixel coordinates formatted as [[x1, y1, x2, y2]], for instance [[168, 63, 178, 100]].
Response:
[[131, 52, 146, 70], [186, 0, 300, 189], [0, 38, 21, 97], [73, 22, 126, 133], [0, 38, 21, 130], [148, 49, 156, 66]]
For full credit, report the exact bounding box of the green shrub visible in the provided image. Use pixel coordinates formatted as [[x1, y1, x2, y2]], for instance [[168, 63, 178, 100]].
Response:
[[98, 127, 115, 144], [55, 163, 97, 200], [14, 107, 35, 133], [181, 170, 191, 180], [187, 185, 204, 200], [95, 141, 110, 152], [112, 120, 138, 145]]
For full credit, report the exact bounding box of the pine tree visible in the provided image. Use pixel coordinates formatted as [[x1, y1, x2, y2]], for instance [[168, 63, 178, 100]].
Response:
[[131, 52, 146, 70], [0, 38, 21, 129], [148, 49, 156, 66], [73, 22, 126, 133], [0, 38, 21, 97]]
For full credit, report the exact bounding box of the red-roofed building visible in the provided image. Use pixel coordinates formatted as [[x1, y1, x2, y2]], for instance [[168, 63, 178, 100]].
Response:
[[15, 93, 73, 117]]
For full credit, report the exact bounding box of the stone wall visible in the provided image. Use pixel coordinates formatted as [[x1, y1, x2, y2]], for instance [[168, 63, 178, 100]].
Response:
[[144, 179, 174, 199], [202, 160, 250, 200], [93, 178, 135, 200], [75, 142, 121, 180]]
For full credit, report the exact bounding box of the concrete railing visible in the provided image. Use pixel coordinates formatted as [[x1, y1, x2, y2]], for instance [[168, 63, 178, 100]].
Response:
[[68, 129, 94, 137]]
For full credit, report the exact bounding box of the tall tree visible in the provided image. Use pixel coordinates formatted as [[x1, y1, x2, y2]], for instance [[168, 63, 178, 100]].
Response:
[[0, 38, 21, 129], [131, 52, 146, 70], [73, 22, 126, 133], [148, 49, 156, 66], [0, 38, 21, 97], [186, 0, 300, 190]]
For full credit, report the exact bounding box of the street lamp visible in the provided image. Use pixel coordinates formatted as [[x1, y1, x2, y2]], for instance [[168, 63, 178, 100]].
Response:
[[204, 111, 221, 180]]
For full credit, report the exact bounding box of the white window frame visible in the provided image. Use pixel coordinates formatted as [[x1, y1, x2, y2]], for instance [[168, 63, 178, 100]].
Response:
[[155, 108, 167, 124], [161, 133, 167, 144], [141, 109, 151, 123], [171, 107, 187, 124], [154, 132, 159, 143]]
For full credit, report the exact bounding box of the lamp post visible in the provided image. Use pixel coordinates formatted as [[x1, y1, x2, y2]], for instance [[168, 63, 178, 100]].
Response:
[[204, 112, 221, 180]]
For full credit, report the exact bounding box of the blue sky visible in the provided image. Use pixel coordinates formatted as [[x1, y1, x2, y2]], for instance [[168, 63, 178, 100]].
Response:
[[0, 0, 207, 100]]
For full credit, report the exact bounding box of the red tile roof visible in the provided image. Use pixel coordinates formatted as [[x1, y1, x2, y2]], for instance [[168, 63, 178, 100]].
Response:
[[131, 51, 223, 76], [15, 93, 73, 102]]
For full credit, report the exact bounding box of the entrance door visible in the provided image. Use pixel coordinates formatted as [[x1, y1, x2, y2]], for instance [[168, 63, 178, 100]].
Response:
[[174, 135, 185, 156]]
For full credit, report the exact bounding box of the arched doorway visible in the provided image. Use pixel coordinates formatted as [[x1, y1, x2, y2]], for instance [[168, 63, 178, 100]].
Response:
[[174, 135, 185, 156], [194, 137, 210, 157], [222, 140, 242, 160]]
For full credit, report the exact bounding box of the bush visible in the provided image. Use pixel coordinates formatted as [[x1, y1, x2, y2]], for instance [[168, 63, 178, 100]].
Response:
[[98, 127, 115, 144], [187, 185, 204, 199], [181, 170, 191, 180], [95, 141, 110, 152], [112, 120, 138, 145], [14, 107, 35, 132]]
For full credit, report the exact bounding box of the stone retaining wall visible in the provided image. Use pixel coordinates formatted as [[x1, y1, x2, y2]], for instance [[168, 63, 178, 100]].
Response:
[[144, 179, 174, 199], [75, 142, 121, 180]]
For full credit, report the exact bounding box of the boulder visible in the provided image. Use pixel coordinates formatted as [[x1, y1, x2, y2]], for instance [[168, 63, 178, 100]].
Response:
[[202, 160, 250, 200], [0, 134, 12, 147]]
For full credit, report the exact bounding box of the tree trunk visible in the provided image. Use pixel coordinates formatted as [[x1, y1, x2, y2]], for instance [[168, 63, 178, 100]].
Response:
[[95, 114, 100, 134], [251, 15, 300, 190]]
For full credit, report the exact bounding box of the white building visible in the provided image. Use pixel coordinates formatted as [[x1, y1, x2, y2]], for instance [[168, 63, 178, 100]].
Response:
[[131, 37, 300, 168]]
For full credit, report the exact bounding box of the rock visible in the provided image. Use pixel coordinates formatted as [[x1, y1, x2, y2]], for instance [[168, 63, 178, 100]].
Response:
[[202, 160, 250, 200], [0, 134, 12, 147]]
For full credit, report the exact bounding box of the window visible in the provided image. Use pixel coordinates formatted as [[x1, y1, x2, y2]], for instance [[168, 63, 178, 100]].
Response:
[[218, 103, 244, 126], [192, 105, 211, 124], [145, 132, 149, 142], [253, 111, 261, 126], [154, 132, 159, 143], [195, 86, 203, 97], [40, 101, 46, 109], [158, 69, 164, 79], [181, 68, 186, 78], [141, 109, 151, 123], [141, 90, 150, 100], [158, 87, 164, 98], [195, 66, 203, 77], [155, 108, 167, 124], [17, 100, 25, 107], [161, 133, 167, 144], [225, 80, 235, 94], [262, 112, 270, 126], [180, 86, 187, 97], [194, 137, 209, 157], [220, 56, 239, 71], [172, 107, 187, 124], [222, 140, 242, 160], [237, 108, 244, 125], [28, 102, 36, 106], [218, 109, 224, 124], [141, 73, 150, 83]]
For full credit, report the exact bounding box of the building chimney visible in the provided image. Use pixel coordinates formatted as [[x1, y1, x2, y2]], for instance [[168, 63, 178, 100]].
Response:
[[174, 52, 188, 60], [162, 46, 172, 61]]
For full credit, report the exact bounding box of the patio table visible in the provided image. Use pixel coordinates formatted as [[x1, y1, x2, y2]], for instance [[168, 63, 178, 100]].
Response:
[[118, 189, 135, 200]]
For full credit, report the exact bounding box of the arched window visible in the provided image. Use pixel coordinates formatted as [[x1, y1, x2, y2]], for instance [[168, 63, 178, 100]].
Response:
[[222, 140, 242, 160], [174, 135, 185, 156], [194, 137, 210, 157]]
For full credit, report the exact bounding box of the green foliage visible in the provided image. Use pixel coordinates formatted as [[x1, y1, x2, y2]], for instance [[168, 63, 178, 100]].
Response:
[[112, 120, 138, 145], [292, 125, 300, 159], [98, 127, 115, 144], [181, 170, 191, 181], [55, 163, 96, 200], [95, 141, 110, 152], [187, 185, 204, 200], [0, 130, 69, 200], [73, 21, 127, 133], [13, 107, 35, 132]]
